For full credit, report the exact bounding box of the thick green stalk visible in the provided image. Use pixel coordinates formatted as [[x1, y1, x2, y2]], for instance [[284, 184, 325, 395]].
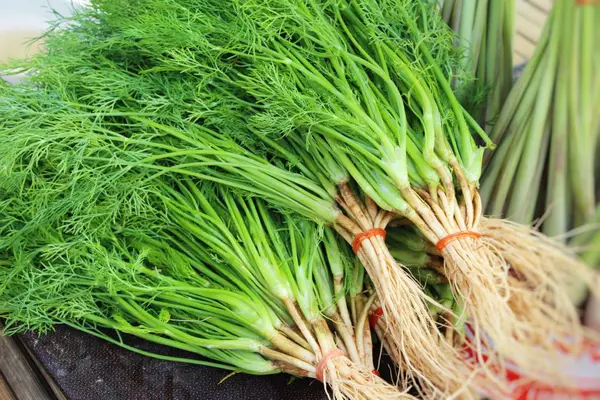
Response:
[[480, 51, 540, 213], [470, 0, 489, 74], [542, 7, 571, 239], [458, 0, 476, 74], [570, 5, 596, 227], [483, 0, 503, 121], [504, 15, 559, 223], [487, 10, 554, 147]]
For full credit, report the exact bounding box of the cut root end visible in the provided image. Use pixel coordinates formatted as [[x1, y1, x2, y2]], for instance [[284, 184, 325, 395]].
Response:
[[402, 186, 597, 388], [357, 235, 470, 396], [334, 184, 470, 396], [323, 356, 415, 400], [434, 216, 600, 389], [480, 217, 600, 348]]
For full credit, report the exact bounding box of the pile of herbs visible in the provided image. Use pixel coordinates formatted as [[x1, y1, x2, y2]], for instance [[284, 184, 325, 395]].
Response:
[[1, 0, 598, 398]]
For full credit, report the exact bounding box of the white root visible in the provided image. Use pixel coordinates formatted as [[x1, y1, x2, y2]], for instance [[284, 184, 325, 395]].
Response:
[[479, 217, 600, 360], [323, 356, 416, 400], [334, 184, 471, 396]]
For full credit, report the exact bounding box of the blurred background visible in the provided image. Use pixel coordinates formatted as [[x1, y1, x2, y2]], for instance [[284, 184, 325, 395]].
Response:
[[0, 0, 88, 82], [1, 0, 550, 66]]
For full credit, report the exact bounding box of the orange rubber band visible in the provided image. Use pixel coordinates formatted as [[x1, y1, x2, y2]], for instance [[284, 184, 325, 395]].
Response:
[[372, 369, 381, 377], [316, 348, 345, 382], [369, 307, 384, 328], [352, 228, 387, 253], [435, 231, 481, 252]]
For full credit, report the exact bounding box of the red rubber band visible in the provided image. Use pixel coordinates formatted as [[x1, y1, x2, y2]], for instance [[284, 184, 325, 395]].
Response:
[[372, 369, 381, 377], [435, 231, 481, 252], [369, 307, 384, 329], [352, 228, 387, 253], [316, 348, 345, 382]]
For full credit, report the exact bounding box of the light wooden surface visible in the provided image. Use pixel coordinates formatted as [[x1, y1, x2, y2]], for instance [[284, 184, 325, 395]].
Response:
[[0, 370, 16, 400], [0, 333, 55, 400], [514, 0, 553, 65], [0, 31, 43, 62]]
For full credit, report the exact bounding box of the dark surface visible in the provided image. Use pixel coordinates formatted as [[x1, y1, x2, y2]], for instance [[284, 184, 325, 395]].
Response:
[[20, 326, 327, 400]]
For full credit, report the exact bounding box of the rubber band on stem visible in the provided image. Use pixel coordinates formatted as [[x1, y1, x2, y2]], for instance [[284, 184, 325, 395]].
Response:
[[316, 348, 345, 382], [435, 231, 481, 252], [352, 228, 386, 253], [368, 307, 384, 329]]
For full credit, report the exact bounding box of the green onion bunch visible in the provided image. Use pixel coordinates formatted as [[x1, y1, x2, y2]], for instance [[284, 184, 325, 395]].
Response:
[[481, 0, 600, 231], [480, 0, 600, 309]]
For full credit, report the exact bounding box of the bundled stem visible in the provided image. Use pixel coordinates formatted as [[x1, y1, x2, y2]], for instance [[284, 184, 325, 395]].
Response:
[[0, 135, 408, 399]]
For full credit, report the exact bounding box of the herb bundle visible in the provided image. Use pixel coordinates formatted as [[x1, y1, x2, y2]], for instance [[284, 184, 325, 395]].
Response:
[[0, 87, 408, 398], [1, 0, 597, 397], [0, 59, 464, 398], [102, 0, 577, 376], [1, 1, 471, 394]]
